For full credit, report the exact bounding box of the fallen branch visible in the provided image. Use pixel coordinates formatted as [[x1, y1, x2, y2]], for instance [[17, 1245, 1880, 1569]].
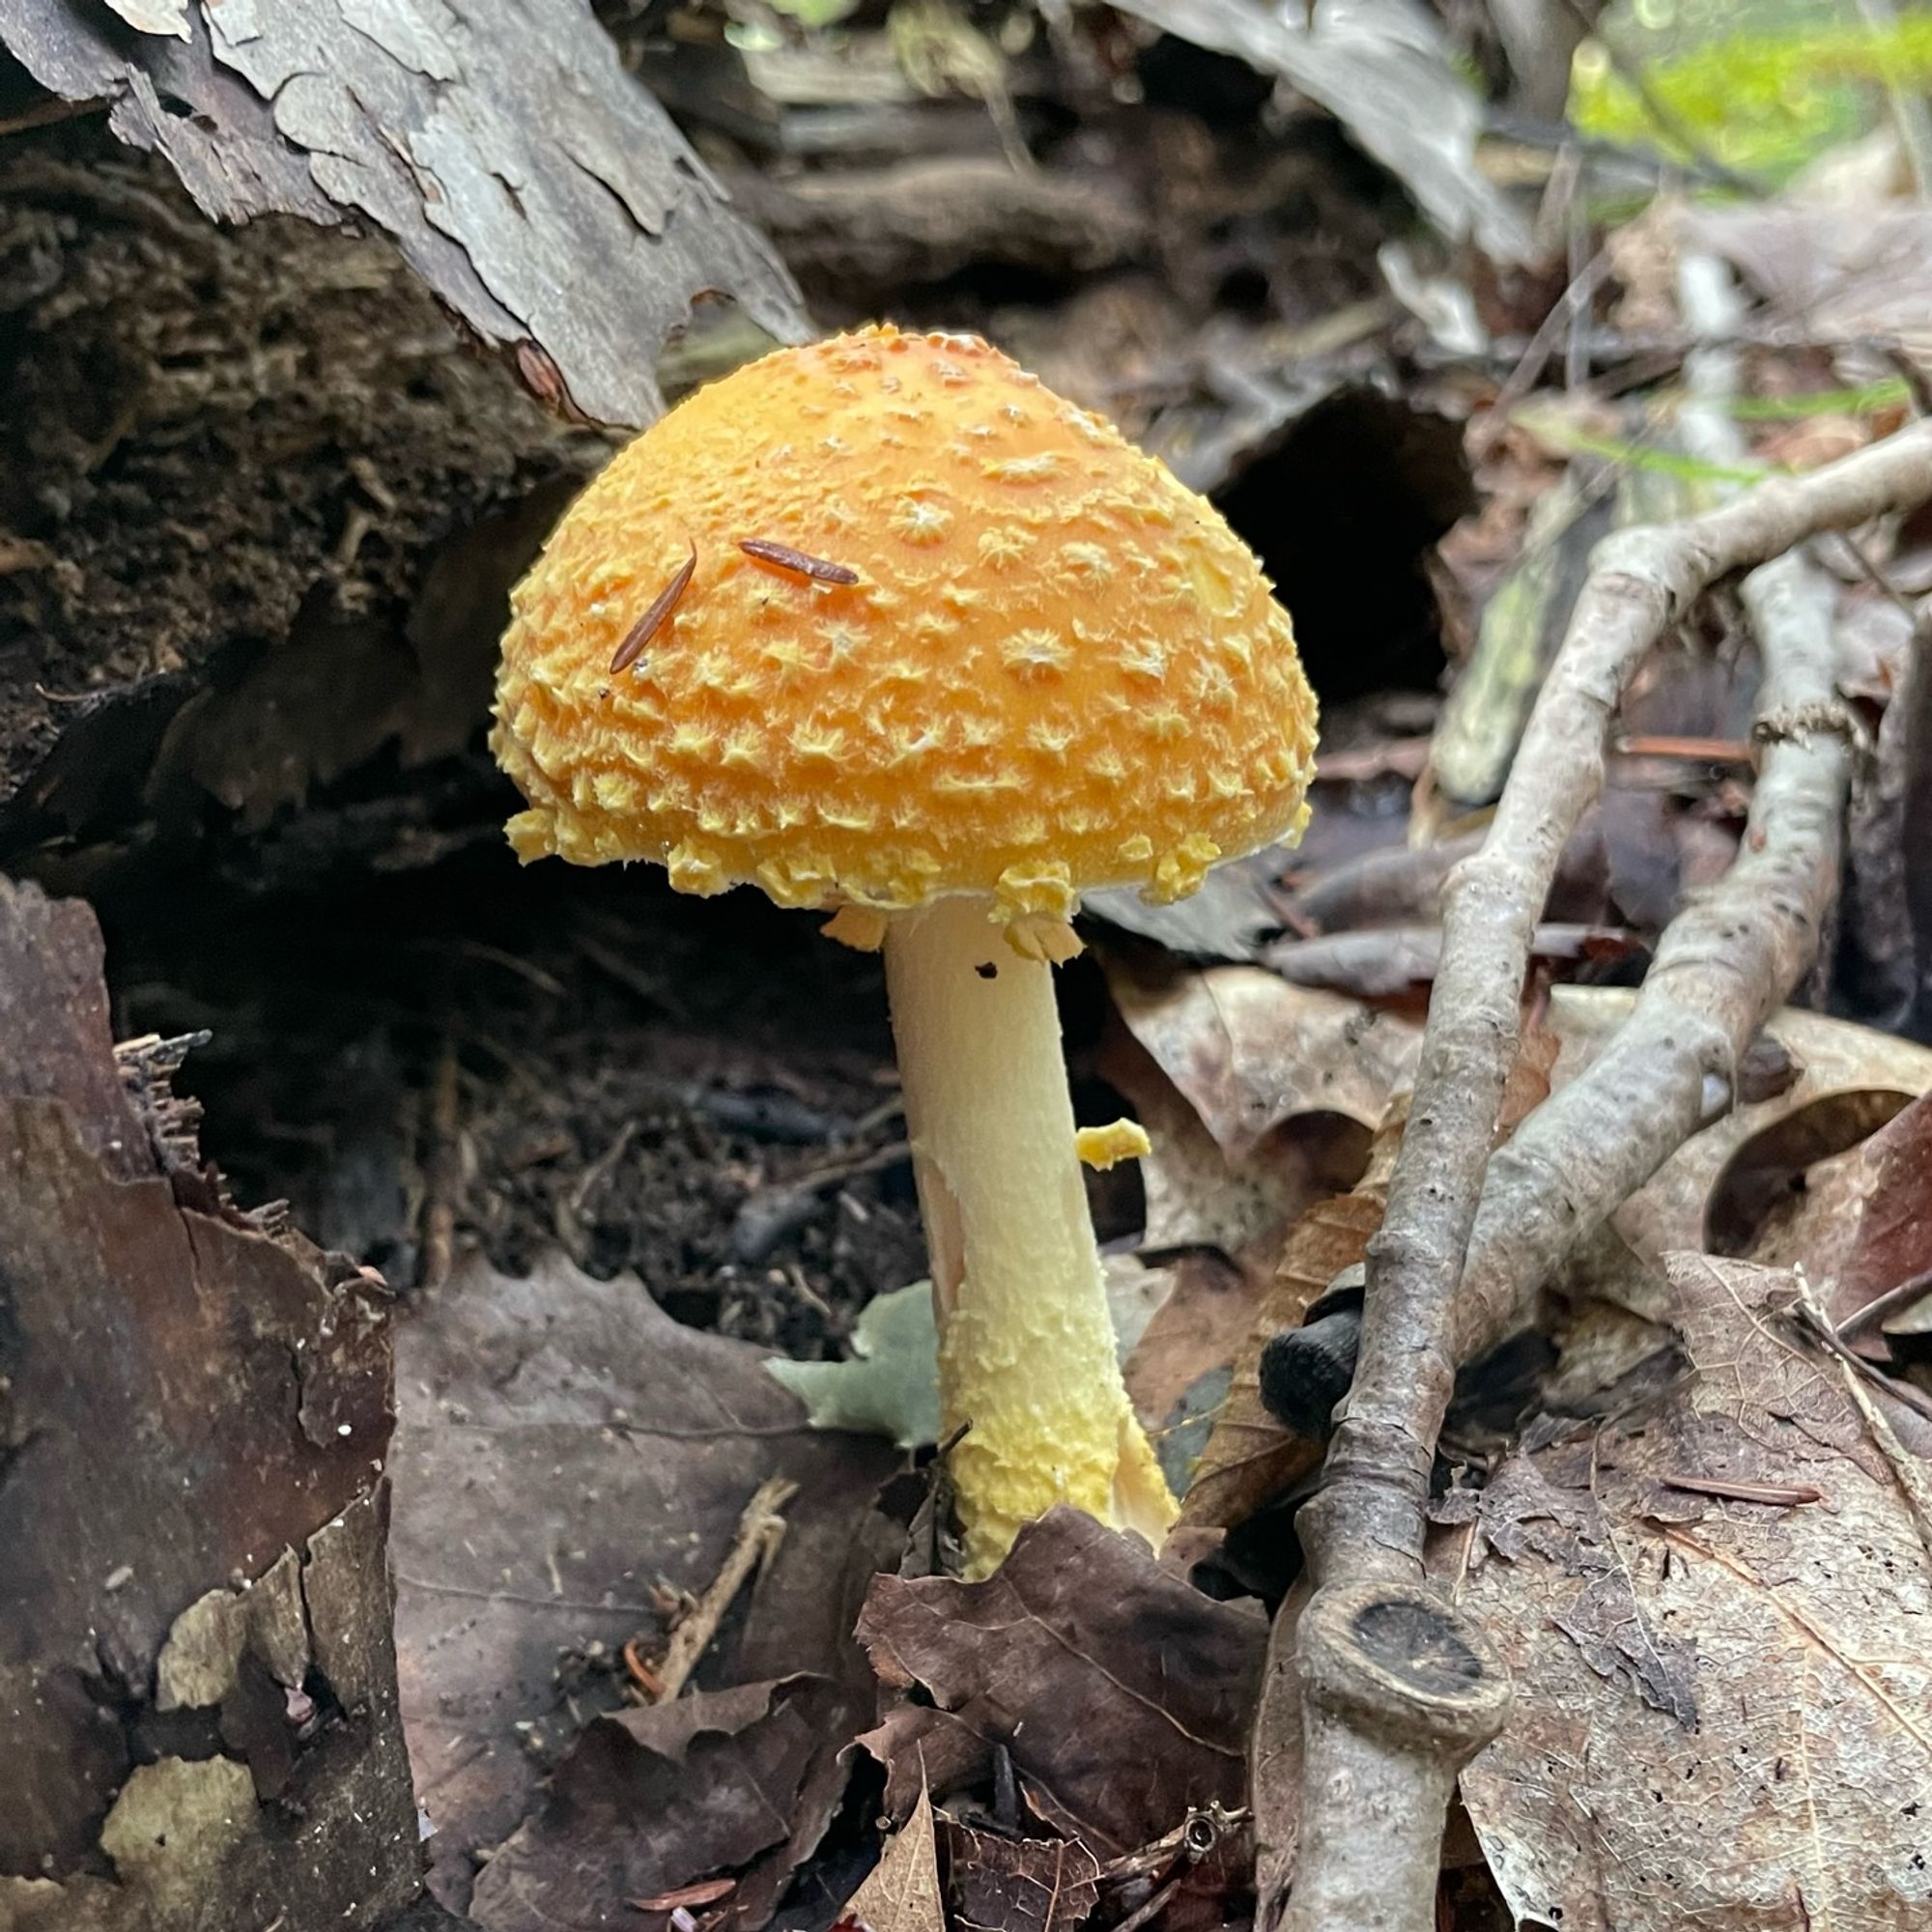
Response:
[[1266, 346, 1932, 1927], [1450, 252, 1858, 1377], [1452, 553, 1843, 1359]]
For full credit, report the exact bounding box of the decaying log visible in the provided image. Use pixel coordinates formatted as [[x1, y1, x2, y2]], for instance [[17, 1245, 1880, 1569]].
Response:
[[0, 119, 598, 878], [0, 0, 805, 427], [0, 874, 420, 1930]]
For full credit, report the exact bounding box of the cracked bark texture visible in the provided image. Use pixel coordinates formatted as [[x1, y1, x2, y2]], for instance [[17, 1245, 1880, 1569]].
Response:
[[0, 875, 418, 1930], [0, 0, 807, 427]]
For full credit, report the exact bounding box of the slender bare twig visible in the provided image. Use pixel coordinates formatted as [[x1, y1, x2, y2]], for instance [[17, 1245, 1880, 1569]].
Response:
[[1792, 1282, 1932, 1545], [1469, 245, 1612, 461], [1836, 1264, 1932, 1342], [1452, 555, 1843, 1360], [651, 1475, 796, 1701], [1322, 435, 1932, 1567], [1264, 314, 1932, 1926]]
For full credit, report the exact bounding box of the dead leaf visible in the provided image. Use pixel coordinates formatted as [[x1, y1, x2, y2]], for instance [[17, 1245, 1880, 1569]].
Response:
[[1122, 1250, 1258, 1496], [390, 1252, 897, 1914], [1102, 1015, 1358, 1266], [467, 1674, 861, 1932], [836, 1786, 944, 1932], [1683, 204, 1932, 371], [1704, 1087, 1916, 1259], [856, 1508, 1265, 1859], [1838, 1093, 1932, 1333], [1096, 958, 1407, 1457], [945, 1819, 1100, 1932], [1, 0, 804, 424], [1181, 1010, 1556, 1532], [1264, 923, 1637, 1006], [1716, 1090, 1932, 1341], [1178, 1141, 1392, 1532], [1546, 990, 1932, 1266], [1187, 998, 1932, 1534], [1092, 965, 1415, 1516], [1085, 850, 1288, 963], [1106, 963, 1420, 1170], [1443, 1254, 1932, 1932]]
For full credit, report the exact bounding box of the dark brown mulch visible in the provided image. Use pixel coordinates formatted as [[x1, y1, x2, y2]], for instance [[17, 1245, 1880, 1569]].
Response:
[[96, 845, 937, 1357]]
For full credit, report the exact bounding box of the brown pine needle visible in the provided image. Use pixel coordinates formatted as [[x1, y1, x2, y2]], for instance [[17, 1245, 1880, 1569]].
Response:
[[610, 545, 696, 673], [737, 537, 860, 584]]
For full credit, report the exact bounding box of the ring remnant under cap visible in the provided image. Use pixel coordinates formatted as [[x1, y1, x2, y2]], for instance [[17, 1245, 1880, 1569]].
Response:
[[491, 325, 1317, 938]]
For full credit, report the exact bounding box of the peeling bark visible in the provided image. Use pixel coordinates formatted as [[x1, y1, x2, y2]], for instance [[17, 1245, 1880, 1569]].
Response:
[[0, 0, 807, 426], [0, 876, 419, 1930]]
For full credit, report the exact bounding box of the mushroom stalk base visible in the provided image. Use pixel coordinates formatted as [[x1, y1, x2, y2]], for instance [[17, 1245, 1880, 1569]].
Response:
[[884, 895, 1176, 1577]]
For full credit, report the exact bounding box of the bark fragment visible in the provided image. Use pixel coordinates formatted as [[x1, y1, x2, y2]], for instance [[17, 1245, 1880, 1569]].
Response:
[[0, 875, 417, 1930], [0, 0, 806, 425]]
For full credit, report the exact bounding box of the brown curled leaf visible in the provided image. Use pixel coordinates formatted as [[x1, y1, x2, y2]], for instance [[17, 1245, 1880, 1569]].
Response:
[[611, 546, 696, 673], [737, 538, 861, 585]]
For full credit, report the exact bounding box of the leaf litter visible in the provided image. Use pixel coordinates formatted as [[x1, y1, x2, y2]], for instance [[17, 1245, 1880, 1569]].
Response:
[[1441, 1253, 1932, 1931], [469, 1675, 861, 1932], [389, 1251, 898, 1918], [1711, 1087, 1932, 1349], [33, 7, 1932, 1925], [836, 1786, 945, 1932], [857, 1509, 1266, 1858], [350, 722, 1932, 1932], [945, 1822, 1101, 1932]]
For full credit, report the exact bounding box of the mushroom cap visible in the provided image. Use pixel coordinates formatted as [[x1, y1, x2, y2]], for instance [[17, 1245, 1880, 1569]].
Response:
[[492, 325, 1316, 928]]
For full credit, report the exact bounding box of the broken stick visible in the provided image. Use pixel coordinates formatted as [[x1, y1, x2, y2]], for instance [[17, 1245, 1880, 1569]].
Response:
[[651, 1474, 798, 1702]]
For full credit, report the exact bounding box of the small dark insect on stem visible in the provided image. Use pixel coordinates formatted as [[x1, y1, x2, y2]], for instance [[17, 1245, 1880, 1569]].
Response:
[[610, 545, 696, 674], [736, 537, 861, 585]]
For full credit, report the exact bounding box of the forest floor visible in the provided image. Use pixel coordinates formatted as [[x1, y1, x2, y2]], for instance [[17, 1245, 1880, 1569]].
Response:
[[8, 3, 1932, 1931]]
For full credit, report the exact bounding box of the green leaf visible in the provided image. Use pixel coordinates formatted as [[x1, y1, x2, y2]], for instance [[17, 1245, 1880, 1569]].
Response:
[[767, 1282, 943, 1449], [766, 1259, 1179, 1447], [1571, 15, 1932, 184], [1722, 380, 1912, 420], [758, 0, 862, 28], [1513, 407, 1772, 487]]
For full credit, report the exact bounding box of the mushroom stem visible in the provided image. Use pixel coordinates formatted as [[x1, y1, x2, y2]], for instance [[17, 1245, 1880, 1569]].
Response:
[[883, 894, 1178, 1577]]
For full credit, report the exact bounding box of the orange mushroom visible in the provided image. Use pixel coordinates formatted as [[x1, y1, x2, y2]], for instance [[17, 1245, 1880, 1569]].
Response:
[[493, 325, 1316, 1575]]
